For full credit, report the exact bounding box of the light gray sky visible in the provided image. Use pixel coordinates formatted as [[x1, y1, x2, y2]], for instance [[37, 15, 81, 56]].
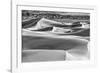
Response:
[[23, 10, 90, 16]]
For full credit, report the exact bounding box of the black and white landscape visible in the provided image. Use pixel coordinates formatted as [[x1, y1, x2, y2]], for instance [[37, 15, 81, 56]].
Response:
[[22, 10, 90, 62]]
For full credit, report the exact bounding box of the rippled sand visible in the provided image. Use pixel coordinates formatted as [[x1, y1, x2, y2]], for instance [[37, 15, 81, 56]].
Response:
[[22, 30, 89, 62]]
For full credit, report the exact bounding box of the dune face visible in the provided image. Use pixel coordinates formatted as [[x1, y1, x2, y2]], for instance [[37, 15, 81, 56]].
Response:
[[22, 36, 88, 50], [22, 18, 41, 28], [22, 50, 66, 62], [26, 18, 57, 30], [22, 10, 90, 62], [25, 18, 89, 35], [22, 30, 89, 62]]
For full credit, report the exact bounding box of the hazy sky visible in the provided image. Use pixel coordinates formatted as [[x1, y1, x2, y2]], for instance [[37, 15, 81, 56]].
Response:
[[22, 10, 90, 16]]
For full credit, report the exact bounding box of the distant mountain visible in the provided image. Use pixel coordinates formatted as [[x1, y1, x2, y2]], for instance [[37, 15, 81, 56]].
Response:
[[22, 10, 90, 20]]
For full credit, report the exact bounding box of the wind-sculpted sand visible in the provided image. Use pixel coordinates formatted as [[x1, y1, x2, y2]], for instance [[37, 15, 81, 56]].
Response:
[[22, 29, 89, 62]]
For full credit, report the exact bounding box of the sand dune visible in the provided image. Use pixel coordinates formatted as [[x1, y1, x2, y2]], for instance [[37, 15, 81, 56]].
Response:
[[22, 30, 89, 62], [24, 18, 89, 35], [22, 50, 66, 62], [22, 19, 89, 62]]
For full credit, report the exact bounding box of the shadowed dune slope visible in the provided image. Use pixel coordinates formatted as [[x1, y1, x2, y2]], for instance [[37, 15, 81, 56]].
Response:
[[22, 36, 88, 50]]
